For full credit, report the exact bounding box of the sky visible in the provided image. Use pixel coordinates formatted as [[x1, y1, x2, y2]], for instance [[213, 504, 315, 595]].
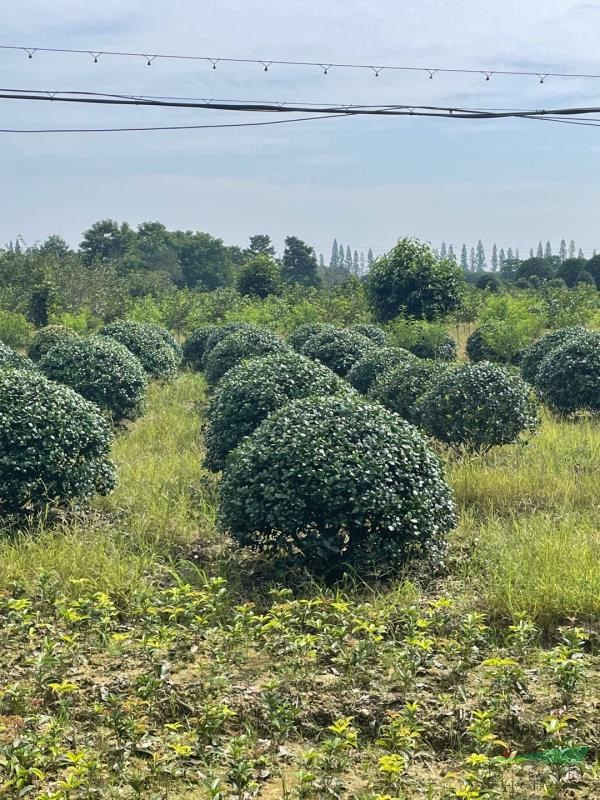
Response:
[[2, 0, 600, 260]]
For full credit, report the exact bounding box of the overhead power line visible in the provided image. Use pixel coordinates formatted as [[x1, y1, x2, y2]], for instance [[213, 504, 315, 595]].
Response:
[[0, 43, 598, 85]]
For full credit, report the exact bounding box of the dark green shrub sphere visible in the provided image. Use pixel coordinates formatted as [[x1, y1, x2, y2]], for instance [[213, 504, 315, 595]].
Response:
[[466, 324, 511, 364], [219, 394, 456, 571], [301, 328, 375, 376], [0, 341, 35, 371], [28, 325, 79, 362], [346, 346, 414, 394], [38, 336, 148, 420], [409, 335, 457, 361], [351, 324, 389, 346], [287, 323, 337, 352], [141, 322, 183, 360], [203, 322, 261, 363], [419, 362, 539, 453], [535, 332, 600, 415], [476, 273, 503, 293], [0, 369, 116, 513], [369, 359, 452, 425], [100, 320, 179, 380], [182, 326, 217, 371], [204, 350, 351, 471], [204, 328, 287, 386], [520, 326, 588, 384]]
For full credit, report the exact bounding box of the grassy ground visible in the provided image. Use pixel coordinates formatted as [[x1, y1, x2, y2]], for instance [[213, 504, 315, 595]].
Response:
[[1, 373, 599, 799]]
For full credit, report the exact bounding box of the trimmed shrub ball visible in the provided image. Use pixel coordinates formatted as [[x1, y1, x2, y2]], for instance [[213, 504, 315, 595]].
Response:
[[520, 326, 588, 384], [409, 334, 457, 362], [38, 335, 148, 420], [141, 322, 183, 360], [219, 395, 456, 572], [204, 350, 351, 471], [0, 341, 36, 372], [369, 359, 452, 425], [0, 369, 116, 513], [204, 327, 287, 386], [203, 322, 261, 363], [346, 346, 415, 394], [100, 320, 179, 380], [287, 322, 337, 352], [351, 324, 389, 346], [535, 332, 600, 416], [419, 362, 539, 453], [300, 328, 376, 376], [182, 326, 218, 371], [466, 324, 509, 364], [28, 325, 79, 362]]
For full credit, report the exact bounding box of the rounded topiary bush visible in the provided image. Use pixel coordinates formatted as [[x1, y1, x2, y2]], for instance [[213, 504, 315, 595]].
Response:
[[351, 324, 389, 346], [38, 335, 148, 420], [182, 326, 218, 371], [0, 341, 36, 372], [204, 350, 351, 471], [0, 369, 116, 513], [287, 323, 337, 352], [520, 326, 588, 384], [466, 324, 509, 364], [346, 346, 414, 394], [100, 320, 179, 380], [204, 328, 287, 386], [28, 325, 79, 362], [203, 322, 261, 363], [419, 362, 539, 453], [141, 322, 183, 360], [369, 360, 452, 425], [409, 334, 457, 361], [535, 332, 600, 416], [219, 394, 456, 571], [301, 328, 376, 376]]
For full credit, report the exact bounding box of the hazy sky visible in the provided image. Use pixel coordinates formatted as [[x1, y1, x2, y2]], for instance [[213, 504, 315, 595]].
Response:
[[2, 0, 600, 259]]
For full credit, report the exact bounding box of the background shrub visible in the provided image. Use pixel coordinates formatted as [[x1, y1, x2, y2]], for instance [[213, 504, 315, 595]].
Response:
[[141, 322, 183, 360], [287, 322, 337, 352], [203, 322, 260, 363], [0, 369, 115, 513], [28, 325, 79, 362], [535, 332, 600, 416], [419, 362, 539, 453], [0, 341, 36, 372], [204, 327, 287, 386], [350, 323, 388, 346], [300, 327, 375, 376], [387, 318, 457, 361], [0, 310, 33, 348], [346, 346, 414, 394], [366, 237, 465, 321], [466, 324, 517, 364], [38, 336, 148, 420], [182, 325, 218, 371], [204, 350, 350, 471], [369, 359, 452, 424], [236, 254, 282, 298], [100, 320, 179, 380], [520, 326, 588, 384], [219, 394, 456, 571]]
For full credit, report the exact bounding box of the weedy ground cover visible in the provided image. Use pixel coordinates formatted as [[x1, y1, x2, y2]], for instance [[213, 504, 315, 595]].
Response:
[[1, 373, 599, 799]]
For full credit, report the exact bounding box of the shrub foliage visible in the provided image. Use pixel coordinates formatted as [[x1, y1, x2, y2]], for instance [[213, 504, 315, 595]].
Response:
[[369, 359, 451, 424], [346, 346, 414, 394], [535, 332, 600, 415], [219, 394, 456, 570], [419, 362, 539, 452], [350, 324, 389, 346], [203, 322, 261, 362], [204, 350, 350, 471], [287, 323, 337, 352], [0, 369, 115, 512], [0, 341, 36, 372], [28, 325, 79, 362], [520, 326, 588, 384], [300, 327, 375, 376], [182, 326, 218, 371], [38, 335, 148, 420], [100, 320, 179, 380], [204, 327, 286, 386]]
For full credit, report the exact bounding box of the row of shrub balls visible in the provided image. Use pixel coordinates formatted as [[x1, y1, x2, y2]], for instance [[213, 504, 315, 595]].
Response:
[[1, 315, 598, 569], [0, 320, 182, 514], [182, 319, 597, 572]]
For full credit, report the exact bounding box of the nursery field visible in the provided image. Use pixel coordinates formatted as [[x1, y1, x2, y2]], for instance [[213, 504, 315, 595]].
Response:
[[1, 374, 599, 800]]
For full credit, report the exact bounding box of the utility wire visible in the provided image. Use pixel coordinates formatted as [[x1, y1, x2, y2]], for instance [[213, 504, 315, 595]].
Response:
[[1, 88, 600, 120], [0, 43, 597, 84]]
